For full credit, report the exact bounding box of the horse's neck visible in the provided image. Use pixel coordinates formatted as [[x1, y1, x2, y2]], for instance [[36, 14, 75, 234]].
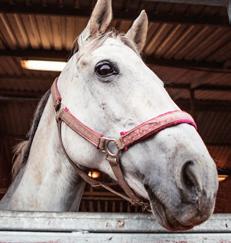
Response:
[[0, 95, 85, 211]]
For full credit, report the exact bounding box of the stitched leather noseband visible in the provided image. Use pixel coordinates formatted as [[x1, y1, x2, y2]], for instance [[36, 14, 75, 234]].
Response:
[[51, 77, 197, 210]]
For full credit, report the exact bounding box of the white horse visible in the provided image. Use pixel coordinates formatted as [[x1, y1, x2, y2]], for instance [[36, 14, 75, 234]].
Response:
[[0, 0, 218, 231]]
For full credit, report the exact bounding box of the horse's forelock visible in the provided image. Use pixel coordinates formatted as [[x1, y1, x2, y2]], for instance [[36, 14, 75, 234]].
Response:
[[70, 30, 139, 58]]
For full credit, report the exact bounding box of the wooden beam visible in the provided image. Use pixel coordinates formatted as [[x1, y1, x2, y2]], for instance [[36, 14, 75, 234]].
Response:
[[0, 2, 229, 26], [1, 77, 231, 98], [146, 57, 230, 73], [0, 48, 230, 73], [148, 0, 231, 24], [207, 142, 231, 147], [0, 89, 231, 112], [166, 83, 231, 91], [0, 90, 44, 99], [178, 98, 231, 112], [0, 48, 68, 61], [0, 95, 40, 102], [146, 0, 226, 7], [218, 168, 231, 175], [1, 83, 231, 101]]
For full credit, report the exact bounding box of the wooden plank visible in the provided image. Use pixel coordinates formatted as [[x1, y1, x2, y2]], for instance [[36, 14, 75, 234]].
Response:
[[1, 231, 231, 243], [0, 211, 231, 233]]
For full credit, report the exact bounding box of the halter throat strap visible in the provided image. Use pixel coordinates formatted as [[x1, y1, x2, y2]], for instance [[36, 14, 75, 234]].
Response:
[[51, 77, 197, 209]]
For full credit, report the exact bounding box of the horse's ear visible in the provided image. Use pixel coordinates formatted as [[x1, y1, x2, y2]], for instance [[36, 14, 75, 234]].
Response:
[[78, 0, 112, 47], [125, 10, 148, 53]]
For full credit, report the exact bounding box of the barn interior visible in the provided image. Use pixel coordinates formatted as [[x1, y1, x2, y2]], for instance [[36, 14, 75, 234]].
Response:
[[0, 0, 231, 213]]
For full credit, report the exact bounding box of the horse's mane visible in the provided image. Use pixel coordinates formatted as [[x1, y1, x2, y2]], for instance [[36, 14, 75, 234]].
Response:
[[12, 31, 138, 179], [12, 90, 50, 179]]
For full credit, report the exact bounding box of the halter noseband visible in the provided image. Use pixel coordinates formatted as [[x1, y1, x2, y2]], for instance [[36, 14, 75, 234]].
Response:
[[51, 77, 197, 210]]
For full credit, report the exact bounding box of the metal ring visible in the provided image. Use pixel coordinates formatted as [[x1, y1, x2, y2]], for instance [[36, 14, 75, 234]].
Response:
[[104, 139, 120, 157]]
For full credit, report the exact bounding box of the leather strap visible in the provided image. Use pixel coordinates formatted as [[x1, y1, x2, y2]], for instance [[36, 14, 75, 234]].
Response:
[[52, 77, 62, 111], [57, 107, 103, 148], [118, 110, 197, 150], [106, 154, 142, 204]]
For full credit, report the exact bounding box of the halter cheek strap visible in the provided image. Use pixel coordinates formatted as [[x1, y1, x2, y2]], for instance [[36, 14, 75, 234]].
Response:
[[51, 77, 197, 210]]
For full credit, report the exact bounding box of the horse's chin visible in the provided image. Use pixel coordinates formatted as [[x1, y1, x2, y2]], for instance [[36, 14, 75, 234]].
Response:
[[146, 188, 194, 231], [149, 198, 193, 231]]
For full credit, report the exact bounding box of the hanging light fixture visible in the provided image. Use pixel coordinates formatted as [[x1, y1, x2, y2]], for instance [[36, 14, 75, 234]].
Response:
[[21, 60, 66, 72], [218, 174, 229, 182], [218, 168, 231, 182], [88, 170, 101, 179]]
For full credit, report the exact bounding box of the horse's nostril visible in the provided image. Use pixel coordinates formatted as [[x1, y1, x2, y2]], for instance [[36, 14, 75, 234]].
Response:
[[181, 161, 202, 193], [182, 161, 194, 189]]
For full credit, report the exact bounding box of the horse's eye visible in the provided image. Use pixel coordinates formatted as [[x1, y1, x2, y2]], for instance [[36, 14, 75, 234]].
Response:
[[95, 60, 118, 77]]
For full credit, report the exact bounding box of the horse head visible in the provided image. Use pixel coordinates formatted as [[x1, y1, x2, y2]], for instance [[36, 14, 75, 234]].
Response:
[[56, 0, 218, 231]]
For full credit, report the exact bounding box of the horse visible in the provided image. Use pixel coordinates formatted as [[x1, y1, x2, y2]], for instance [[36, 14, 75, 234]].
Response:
[[0, 0, 218, 231]]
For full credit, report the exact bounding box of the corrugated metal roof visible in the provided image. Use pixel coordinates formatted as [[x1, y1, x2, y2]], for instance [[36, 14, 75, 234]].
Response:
[[0, 15, 230, 61]]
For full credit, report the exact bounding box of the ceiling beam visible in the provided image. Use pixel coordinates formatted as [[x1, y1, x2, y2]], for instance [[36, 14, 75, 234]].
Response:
[[0, 95, 40, 102], [0, 89, 231, 112], [0, 48, 229, 73], [0, 91, 44, 99], [145, 57, 229, 73], [146, 0, 226, 7], [166, 83, 231, 91], [0, 2, 229, 26], [178, 99, 231, 112], [148, 0, 231, 24], [0, 49, 69, 61], [0, 77, 231, 100]]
